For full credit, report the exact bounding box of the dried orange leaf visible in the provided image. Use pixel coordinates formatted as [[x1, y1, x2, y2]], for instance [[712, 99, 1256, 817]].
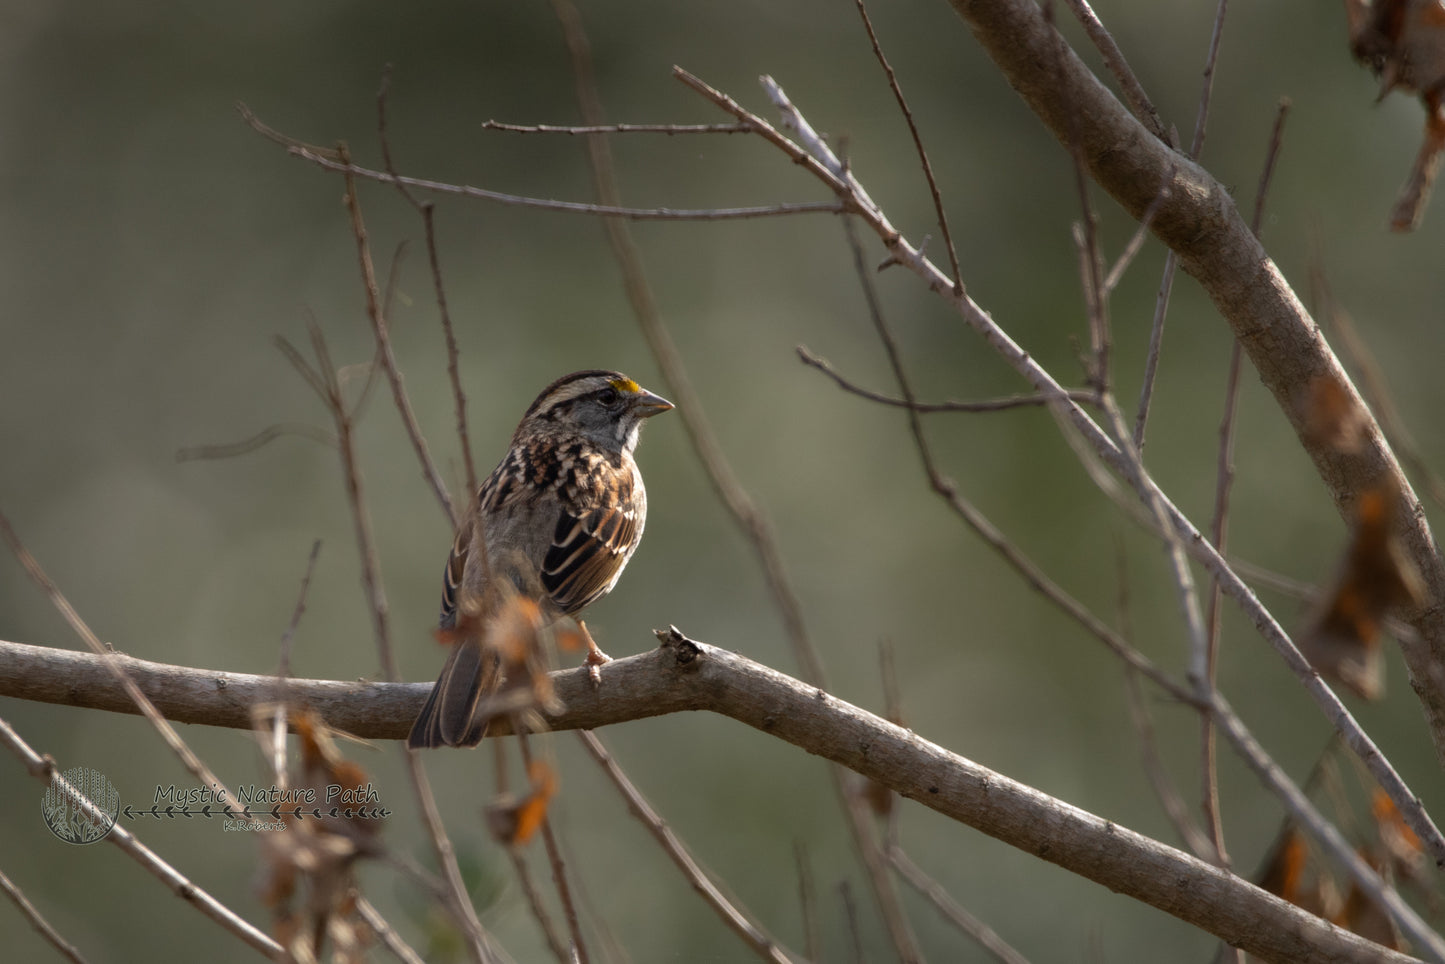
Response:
[[1259, 829, 1310, 903], [1299, 481, 1423, 698], [1345, 0, 1445, 228]]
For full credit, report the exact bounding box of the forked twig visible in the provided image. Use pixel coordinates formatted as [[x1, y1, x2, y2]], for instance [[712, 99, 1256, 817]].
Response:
[[854, 0, 962, 292], [798, 345, 1096, 412]]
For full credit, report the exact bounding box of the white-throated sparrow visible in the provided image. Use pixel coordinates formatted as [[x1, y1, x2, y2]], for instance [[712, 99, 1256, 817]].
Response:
[[408, 370, 673, 748]]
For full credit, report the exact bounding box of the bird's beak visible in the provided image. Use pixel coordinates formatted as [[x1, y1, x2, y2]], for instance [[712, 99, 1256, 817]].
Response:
[[632, 389, 675, 417]]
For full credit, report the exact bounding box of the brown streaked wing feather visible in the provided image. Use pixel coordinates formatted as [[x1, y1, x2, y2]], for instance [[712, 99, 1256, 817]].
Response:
[[541, 495, 640, 615], [438, 518, 470, 629]]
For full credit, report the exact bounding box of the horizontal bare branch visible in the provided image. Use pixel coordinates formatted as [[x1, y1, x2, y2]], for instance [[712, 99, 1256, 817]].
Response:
[[240, 101, 841, 222], [483, 120, 753, 135], [0, 635, 1419, 964]]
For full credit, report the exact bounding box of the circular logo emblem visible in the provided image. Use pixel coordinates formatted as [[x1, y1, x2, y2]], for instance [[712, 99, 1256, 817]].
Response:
[[42, 766, 119, 845]]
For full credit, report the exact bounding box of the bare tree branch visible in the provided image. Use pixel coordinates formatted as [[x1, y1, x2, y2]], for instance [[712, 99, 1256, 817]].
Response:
[[239, 104, 844, 221], [0, 635, 1421, 964], [942, 0, 1445, 767]]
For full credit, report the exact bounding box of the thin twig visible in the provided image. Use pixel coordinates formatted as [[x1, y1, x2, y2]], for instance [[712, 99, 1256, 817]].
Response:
[[0, 718, 282, 957], [1052, 3, 1112, 392], [1200, 97, 1291, 887], [794, 843, 821, 963], [1101, 183, 1170, 297], [516, 732, 588, 964], [1059, 0, 1167, 142], [377, 67, 479, 497], [276, 539, 323, 681], [1131, 252, 1177, 451], [1122, 666, 1217, 860], [1138, 0, 1230, 450], [1188, 0, 1231, 159], [504, 847, 569, 963], [886, 848, 1032, 964], [0, 867, 90, 964], [577, 731, 798, 963], [267, 539, 323, 785], [175, 422, 337, 461], [854, 0, 962, 293], [339, 145, 459, 529], [797, 346, 1096, 412], [239, 105, 844, 221], [483, 120, 754, 135], [1115, 539, 1217, 860], [354, 894, 428, 964], [839, 883, 865, 964]]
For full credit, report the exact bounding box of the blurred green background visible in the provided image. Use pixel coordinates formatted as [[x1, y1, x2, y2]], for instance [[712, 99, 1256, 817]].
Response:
[[3, 0, 1444, 960]]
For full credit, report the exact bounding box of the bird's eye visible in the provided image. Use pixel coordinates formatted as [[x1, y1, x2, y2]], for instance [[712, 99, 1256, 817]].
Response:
[[598, 387, 621, 407]]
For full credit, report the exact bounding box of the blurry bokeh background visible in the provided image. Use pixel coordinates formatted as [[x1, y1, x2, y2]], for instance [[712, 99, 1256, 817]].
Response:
[[3, 0, 1444, 960]]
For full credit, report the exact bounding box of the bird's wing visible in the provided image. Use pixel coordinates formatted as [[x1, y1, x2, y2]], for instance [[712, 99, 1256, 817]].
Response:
[[541, 466, 641, 614]]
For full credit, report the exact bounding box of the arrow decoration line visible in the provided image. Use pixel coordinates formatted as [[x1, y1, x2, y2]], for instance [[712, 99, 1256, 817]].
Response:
[[121, 805, 391, 820]]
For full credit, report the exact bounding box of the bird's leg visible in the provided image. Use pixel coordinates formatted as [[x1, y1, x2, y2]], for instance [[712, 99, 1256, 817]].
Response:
[[577, 619, 612, 686]]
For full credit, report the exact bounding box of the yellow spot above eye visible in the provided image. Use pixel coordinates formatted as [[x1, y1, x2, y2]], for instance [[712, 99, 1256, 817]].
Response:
[[609, 377, 640, 394]]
